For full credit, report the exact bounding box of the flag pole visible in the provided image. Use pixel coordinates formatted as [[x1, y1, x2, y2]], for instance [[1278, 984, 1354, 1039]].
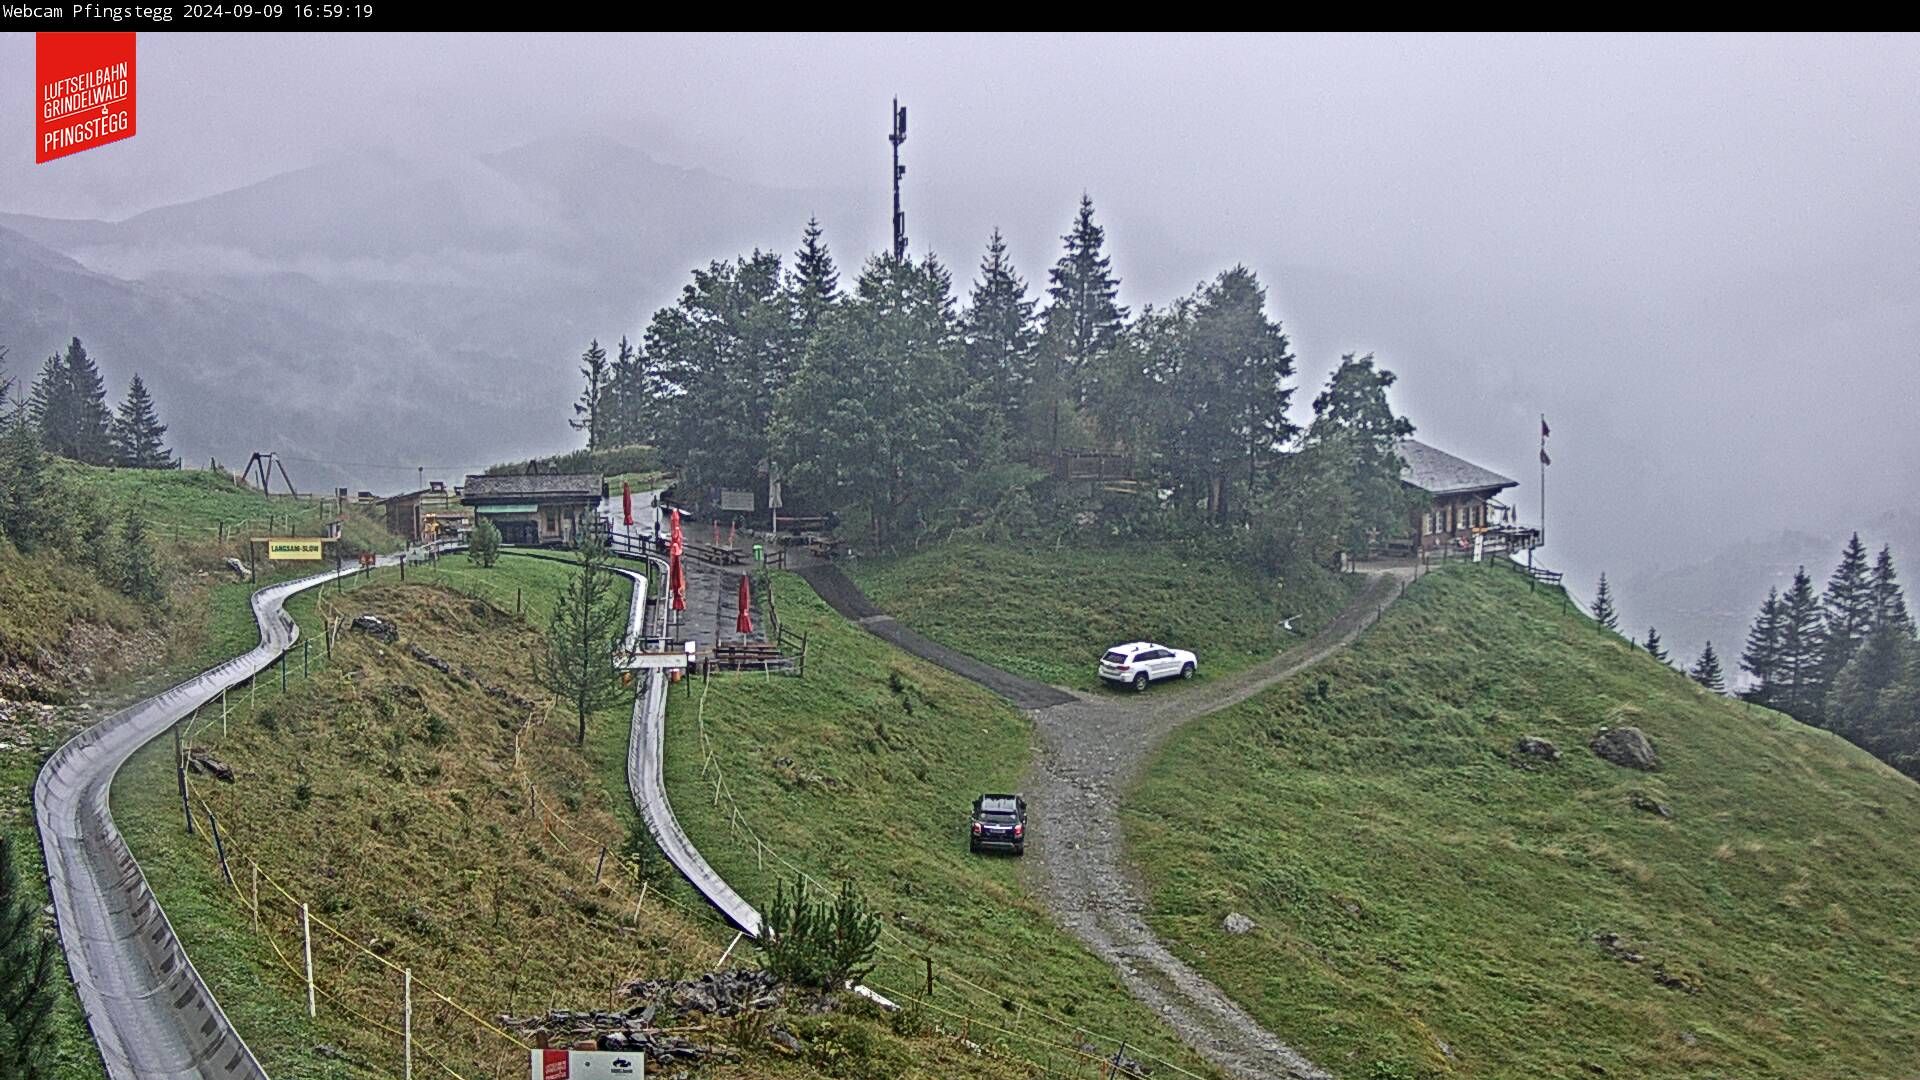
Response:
[[1539, 414, 1548, 549]]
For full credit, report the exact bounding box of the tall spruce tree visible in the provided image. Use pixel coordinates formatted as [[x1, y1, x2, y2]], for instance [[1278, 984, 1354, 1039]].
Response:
[[29, 338, 113, 464], [570, 339, 611, 450], [0, 344, 11, 412], [1644, 626, 1670, 665], [1690, 641, 1727, 693], [1040, 195, 1127, 445], [1590, 573, 1620, 632], [0, 834, 58, 1080], [962, 228, 1039, 435], [110, 374, 174, 468], [117, 506, 163, 604], [0, 416, 53, 553], [1776, 567, 1827, 718], [1870, 545, 1915, 637], [1740, 587, 1785, 706], [774, 254, 973, 544], [1303, 353, 1412, 552], [1821, 533, 1875, 683], [534, 532, 627, 746], [648, 251, 795, 490], [789, 217, 841, 338]]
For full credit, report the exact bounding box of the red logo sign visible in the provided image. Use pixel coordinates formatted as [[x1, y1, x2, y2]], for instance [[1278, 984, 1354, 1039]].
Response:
[[541, 1049, 570, 1080], [37, 33, 137, 164]]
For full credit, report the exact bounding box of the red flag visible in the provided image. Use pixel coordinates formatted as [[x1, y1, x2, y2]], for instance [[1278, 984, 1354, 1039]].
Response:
[[737, 574, 754, 634], [622, 482, 634, 527], [668, 509, 687, 612]]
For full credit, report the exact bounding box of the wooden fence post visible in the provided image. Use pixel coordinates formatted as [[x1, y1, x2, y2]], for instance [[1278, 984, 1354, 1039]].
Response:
[[302, 903, 316, 1018]]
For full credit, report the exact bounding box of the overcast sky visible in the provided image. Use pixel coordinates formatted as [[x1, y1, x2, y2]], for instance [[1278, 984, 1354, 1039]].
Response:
[[4, 32, 1917, 631]]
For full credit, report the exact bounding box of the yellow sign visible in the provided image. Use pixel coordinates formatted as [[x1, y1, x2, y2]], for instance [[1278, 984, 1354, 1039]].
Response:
[[264, 538, 327, 561]]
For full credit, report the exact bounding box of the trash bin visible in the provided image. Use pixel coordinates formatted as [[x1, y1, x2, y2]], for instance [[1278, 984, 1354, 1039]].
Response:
[[753, 543, 764, 565]]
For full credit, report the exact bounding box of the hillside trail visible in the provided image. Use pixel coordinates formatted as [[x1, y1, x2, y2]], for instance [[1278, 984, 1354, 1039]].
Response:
[[800, 559, 1416, 1080]]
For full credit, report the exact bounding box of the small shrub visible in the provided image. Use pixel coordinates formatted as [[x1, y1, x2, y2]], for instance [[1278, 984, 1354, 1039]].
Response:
[[292, 778, 312, 809], [757, 874, 881, 991]]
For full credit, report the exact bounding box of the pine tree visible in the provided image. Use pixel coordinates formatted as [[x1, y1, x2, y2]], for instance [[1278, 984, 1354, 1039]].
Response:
[[1740, 587, 1784, 706], [1040, 195, 1127, 445], [1827, 620, 1912, 741], [789, 217, 841, 338], [117, 506, 163, 605], [110, 374, 174, 468], [569, 339, 610, 450], [534, 532, 628, 745], [1776, 567, 1827, 718], [0, 834, 59, 1080], [962, 228, 1039, 434], [0, 344, 11, 412], [1870, 545, 1915, 638], [1644, 626, 1670, 665], [1821, 533, 1875, 682], [1690, 641, 1727, 693], [29, 338, 113, 464], [468, 516, 501, 568], [648, 251, 795, 490], [1590, 573, 1620, 632], [0, 416, 53, 553], [1303, 353, 1412, 552]]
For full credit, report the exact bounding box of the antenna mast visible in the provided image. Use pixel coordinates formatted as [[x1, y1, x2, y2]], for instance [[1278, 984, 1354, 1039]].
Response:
[[889, 98, 908, 260]]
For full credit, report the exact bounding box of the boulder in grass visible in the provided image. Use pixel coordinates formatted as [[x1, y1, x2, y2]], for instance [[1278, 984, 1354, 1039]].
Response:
[[1590, 726, 1660, 771], [1512, 736, 1561, 763], [1222, 912, 1256, 935]]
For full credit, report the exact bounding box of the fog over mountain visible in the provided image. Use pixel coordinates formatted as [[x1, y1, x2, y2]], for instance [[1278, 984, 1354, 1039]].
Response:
[[2, 32, 1917, 662]]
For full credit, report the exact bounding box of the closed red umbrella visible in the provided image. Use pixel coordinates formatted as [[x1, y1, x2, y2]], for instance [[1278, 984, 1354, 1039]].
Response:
[[669, 509, 687, 612], [737, 574, 754, 634], [622, 482, 633, 527]]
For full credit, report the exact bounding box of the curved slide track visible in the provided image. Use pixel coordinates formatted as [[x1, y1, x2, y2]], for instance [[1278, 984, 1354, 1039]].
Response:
[[34, 554, 411, 1080]]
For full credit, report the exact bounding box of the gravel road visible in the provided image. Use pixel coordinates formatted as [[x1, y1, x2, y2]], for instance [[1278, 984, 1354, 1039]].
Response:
[[807, 559, 1413, 1080]]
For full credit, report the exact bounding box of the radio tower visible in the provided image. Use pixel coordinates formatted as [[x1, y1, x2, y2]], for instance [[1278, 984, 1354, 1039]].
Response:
[[889, 98, 908, 260]]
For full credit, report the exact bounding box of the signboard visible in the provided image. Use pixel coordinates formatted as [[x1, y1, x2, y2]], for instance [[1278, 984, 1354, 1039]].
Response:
[[529, 1049, 643, 1079], [37, 32, 137, 163], [265, 538, 327, 561], [718, 488, 755, 513]]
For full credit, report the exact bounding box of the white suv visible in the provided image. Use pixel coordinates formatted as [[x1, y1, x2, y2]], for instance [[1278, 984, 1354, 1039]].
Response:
[[1098, 642, 1198, 691]]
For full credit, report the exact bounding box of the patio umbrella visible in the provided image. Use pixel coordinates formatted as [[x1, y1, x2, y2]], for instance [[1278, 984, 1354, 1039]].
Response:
[[622, 482, 633, 527], [737, 574, 754, 634], [669, 508, 687, 612]]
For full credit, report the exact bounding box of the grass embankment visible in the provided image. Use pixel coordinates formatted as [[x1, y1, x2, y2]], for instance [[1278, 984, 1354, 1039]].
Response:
[[662, 573, 1228, 1080], [116, 556, 1076, 1079], [849, 539, 1357, 690], [55, 461, 400, 555], [1128, 562, 1920, 1080]]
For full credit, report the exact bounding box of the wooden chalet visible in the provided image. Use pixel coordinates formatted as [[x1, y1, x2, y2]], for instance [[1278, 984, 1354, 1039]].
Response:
[[460, 473, 605, 547], [1398, 438, 1537, 553]]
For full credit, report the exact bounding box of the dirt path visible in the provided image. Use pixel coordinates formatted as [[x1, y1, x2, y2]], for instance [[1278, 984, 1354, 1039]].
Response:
[[806, 559, 1413, 1080], [1025, 567, 1409, 1080]]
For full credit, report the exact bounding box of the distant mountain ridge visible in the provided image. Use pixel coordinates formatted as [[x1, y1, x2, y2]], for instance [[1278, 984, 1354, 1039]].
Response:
[[0, 137, 829, 491]]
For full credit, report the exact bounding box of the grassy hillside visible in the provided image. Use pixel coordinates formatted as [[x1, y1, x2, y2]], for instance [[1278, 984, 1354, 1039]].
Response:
[[662, 573, 1226, 1080], [54, 461, 400, 555], [1128, 562, 1920, 1079], [849, 539, 1357, 690], [114, 559, 1118, 1079]]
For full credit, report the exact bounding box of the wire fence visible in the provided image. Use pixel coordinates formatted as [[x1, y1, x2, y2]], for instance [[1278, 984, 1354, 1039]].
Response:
[[165, 567, 752, 1080]]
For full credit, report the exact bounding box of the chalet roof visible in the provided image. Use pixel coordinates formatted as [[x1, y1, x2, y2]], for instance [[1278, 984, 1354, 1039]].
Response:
[[461, 473, 603, 501], [1397, 439, 1518, 496]]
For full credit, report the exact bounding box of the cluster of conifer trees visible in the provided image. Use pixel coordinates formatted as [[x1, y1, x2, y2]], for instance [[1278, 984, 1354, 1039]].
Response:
[[572, 200, 1416, 565], [0, 337, 171, 606], [1590, 540, 1919, 779], [1738, 536, 1918, 777]]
